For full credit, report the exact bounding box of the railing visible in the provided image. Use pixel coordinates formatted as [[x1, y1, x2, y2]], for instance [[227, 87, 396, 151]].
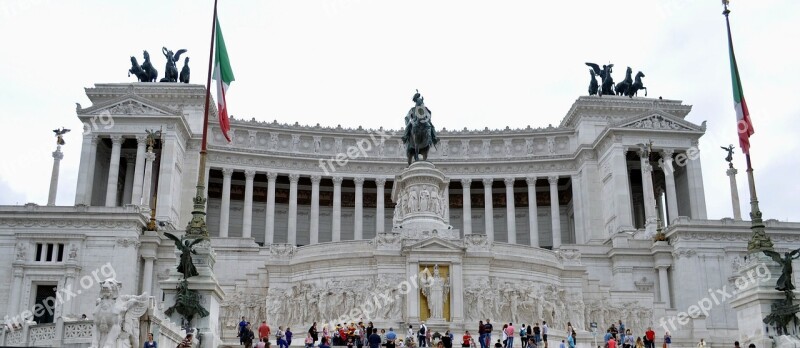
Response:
[[0, 320, 92, 347]]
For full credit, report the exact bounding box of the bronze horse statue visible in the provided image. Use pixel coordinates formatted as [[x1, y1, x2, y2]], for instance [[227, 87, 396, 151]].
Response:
[[626, 71, 647, 97], [615, 67, 633, 96], [586, 62, 614, 96], [141, 50, 158, 82], [406, 105, 434, 166], [128, 57, 149, 82], [588, 69, 599, 96], [160, 47, 188, 82]]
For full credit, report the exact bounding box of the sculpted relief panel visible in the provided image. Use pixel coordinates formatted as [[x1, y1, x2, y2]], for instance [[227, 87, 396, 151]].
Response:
[[265, 275, 406, 328]]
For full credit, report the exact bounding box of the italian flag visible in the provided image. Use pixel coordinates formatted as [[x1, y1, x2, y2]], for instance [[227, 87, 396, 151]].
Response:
[[726, 22, 753, 154], [213, 16, 235, 142]]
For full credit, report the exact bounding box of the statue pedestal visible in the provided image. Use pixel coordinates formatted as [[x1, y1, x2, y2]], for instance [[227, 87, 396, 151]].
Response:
[[730, 253, 789, 347], [160, 238, 225, 348], [391, 161, 451, 234]]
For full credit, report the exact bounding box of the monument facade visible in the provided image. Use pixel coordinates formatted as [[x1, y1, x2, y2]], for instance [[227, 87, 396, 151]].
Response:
[[1, 83, 799, 347]]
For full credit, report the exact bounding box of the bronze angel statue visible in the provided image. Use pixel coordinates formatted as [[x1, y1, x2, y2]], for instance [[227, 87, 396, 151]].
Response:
[[160, 47, 188, 82], [164, 232, 206, 278], [763, 248, 800, 292], [53, 127, 70, 145], [586, 62, 614, 96]]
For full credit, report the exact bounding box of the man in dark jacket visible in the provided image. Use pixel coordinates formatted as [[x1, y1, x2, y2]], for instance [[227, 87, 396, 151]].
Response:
[[369, 329, 382, 348]]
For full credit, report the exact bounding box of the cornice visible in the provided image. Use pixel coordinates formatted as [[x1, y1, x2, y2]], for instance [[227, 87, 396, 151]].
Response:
[[560, 95, 692, 128]]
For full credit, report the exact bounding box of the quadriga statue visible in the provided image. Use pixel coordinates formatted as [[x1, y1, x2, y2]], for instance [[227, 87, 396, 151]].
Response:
[[90, 278, 150, 348]]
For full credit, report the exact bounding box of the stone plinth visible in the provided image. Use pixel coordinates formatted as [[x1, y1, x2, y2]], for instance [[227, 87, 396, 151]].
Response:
[[160, 238, 225, 348], [730, 252, 791, 348], [391, 162, 451, 233]]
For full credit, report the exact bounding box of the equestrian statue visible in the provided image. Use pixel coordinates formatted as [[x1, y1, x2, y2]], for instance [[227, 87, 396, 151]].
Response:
[[128, 50, 158, 82], [586, 62, 614, 96], [402, 90, 439, 166], [615, 67, 633, 96], [160, 47, 188, 82]]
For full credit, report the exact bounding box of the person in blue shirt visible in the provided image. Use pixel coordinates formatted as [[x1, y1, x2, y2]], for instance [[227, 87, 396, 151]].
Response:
[[239, 317, 249, 345], [387, 328, 398, 342], [144, 333, 157, 348], [567, 335, 575, 348]]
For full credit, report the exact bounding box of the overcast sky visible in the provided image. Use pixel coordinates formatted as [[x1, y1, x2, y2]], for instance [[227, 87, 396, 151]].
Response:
[[0, 0, 797, 222]]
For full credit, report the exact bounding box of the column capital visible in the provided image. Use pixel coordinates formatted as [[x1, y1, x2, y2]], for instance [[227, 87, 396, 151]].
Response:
[[311, 175, 322, 184], [90, 134, 101, 145], [375, 178, 386, 187], [222, 168, 234, 177], [52, 149, 64, 161], [726, 168, 738, 176], [110, 135, 124, 145], [267, 172, 278, 181], [660, 148, 675, 158], [289, 173, 300, 183], [482, 178, 493, 186], [244, 169, 257, 179], [144, 152, 156, 162], [353, 177, 365, 186], [460, 178, 472, 187], [525, 176, 537, 186], [504, 178, 515, 186], [642, 163, 653, 174], [548, 175, 559, 185], [136, 134, 148, 144], [332, 176, 344, 185]]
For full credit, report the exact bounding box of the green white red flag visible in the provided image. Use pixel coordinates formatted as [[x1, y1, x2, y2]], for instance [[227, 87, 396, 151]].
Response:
[[725, 18, 753, 154], [213, 16, 235, 142]]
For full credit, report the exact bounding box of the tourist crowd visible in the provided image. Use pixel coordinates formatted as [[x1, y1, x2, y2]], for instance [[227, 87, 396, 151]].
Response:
[[233, 317, 759, 348]]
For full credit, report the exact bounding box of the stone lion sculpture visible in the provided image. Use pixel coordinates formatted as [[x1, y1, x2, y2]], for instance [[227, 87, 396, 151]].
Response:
[[90, 278, 150, 348]]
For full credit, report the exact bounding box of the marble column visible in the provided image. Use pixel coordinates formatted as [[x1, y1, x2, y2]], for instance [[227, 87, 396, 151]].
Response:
[[611, 145, 634, 230], [62, 266, 78, 316], [74, 135, 92, 204], [354, 177, 364, 240], [443, 184, 450, 224], [141, 151, 155, 207], [131, 135, 147, 205], [504, 178, 516, 244], [660, 150, 680, 224], [570, 174, 585, 244], [8, 268, 23, 317], [48, 146, 64, 206], [142, 256, 155, 298], [655, 189, 665, 226], [105, 135, 123, 207], [375, 178, 386, 234], [407, 261, 420, 324], [310, 175, 321, 244], [219, 168, 233, 238], [265, 172, 277, 244], [483, 178, 494, 241], [242, 169, 256, 238], [639, 150, 658, 235], [121, 155, 135, 205], [685, 147, 708, 219], [461, 179, 472, 235], [657, 266, 671, 307], [287, 174, 299, 246], [548, 175, 562, 249], [727, 167, 742, 220], [450, 262, 464, 323], [84, 135, 100, 205], [332, 176, 343, 242], [525, 176, 539, 247]]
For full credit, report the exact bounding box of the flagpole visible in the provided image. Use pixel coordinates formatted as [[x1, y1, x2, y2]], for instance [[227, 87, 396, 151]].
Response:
[[722, 0, 772, 253], [186, 0, 219, 237]]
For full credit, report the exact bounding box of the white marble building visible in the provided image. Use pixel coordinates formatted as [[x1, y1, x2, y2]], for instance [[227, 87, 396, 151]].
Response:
[[1, 83, 799, 347]]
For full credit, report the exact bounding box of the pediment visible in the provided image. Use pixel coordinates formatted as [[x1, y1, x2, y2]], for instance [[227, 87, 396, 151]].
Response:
[[78, 94, 179, 116], [403, 236, 464, 253], [616, 110, 704, 132]]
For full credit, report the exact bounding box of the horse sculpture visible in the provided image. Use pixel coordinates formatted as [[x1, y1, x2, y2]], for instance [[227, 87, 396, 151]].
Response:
[[160, 47, 188, 82], [588, 69, 598, 96], [615, 67, 633, 96], [626, 71, 647, 97], [406, 105, 433, 166], [179, 57, 190, 83], [585, 62, 615, 96], [128, 57, 149, 82], [141, 51, 158, 82]]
